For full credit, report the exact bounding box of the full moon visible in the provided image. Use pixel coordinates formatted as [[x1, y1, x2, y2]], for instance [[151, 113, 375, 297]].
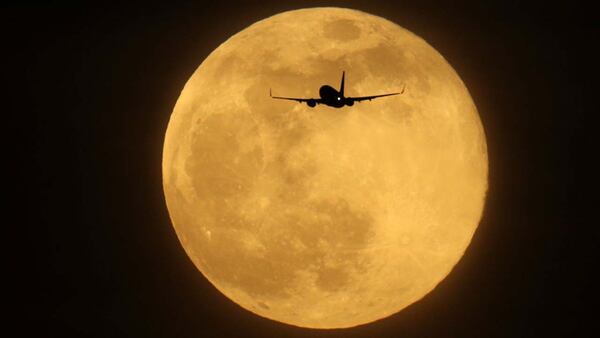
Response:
[[163, 8, 487, 329]]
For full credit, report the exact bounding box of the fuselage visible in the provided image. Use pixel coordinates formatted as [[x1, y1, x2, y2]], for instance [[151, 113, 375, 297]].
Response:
[[319, 85, 352, 108]]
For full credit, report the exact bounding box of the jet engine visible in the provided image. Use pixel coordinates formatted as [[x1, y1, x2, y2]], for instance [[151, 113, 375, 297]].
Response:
[[306, 99, 316, 107], [345, 99, 354, 106]]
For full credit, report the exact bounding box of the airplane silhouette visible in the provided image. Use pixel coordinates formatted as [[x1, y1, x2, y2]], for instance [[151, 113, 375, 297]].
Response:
[[270, 71, 404, 108]]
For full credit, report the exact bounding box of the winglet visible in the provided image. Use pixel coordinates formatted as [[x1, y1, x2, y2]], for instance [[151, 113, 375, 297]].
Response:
[[269, 88, 272, 97], [340, 71, 345, 97]]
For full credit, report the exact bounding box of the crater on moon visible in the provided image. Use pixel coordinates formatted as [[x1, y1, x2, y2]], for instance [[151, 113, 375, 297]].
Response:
[[163, 7, 487, 329], [323, 19, 361, 41]]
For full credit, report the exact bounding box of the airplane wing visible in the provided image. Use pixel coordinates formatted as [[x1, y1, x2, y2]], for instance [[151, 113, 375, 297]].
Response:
[[269, 89, 321, 104], [270, 95, 322, 103], [347, 85, 406, 103]]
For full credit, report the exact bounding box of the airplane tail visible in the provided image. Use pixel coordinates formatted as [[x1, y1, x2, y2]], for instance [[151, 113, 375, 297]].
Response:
[[340, 71, 345, 97]]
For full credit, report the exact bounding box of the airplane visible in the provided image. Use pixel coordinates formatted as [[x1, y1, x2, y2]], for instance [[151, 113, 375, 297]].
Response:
[[270, 71, 405, 108]]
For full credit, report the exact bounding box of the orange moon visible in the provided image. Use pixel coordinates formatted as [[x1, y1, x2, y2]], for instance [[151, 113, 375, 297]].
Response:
[[163, 7, 487, 328]]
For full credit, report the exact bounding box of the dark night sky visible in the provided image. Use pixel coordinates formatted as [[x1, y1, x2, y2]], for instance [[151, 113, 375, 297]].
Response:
[[7, 1, 592, 337]]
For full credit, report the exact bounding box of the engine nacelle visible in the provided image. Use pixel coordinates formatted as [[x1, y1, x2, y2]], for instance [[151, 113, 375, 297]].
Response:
[[345, 99, 354, 106], [306, 99, 316, 107]]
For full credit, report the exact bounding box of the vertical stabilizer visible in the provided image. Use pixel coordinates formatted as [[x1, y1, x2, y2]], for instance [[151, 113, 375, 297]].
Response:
[[340, 71, 345, 97]]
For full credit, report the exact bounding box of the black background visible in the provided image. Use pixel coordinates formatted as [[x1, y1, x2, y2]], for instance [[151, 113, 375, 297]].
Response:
[[7, 1, 591, 337]]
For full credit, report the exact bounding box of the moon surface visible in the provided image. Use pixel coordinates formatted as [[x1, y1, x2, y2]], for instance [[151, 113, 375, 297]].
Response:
[[163, 8, 487, 329]]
